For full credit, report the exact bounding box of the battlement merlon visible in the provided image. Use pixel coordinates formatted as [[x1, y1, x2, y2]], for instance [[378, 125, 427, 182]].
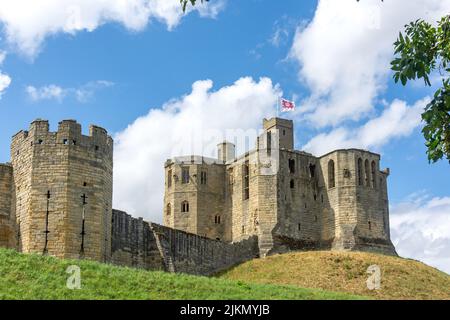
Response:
[[11, 119, 113, 154]]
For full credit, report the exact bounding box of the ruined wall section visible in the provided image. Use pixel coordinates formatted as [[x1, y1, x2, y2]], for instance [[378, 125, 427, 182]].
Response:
[[273, 150, 324, 253], [112, 210, 259, 275], [0, 163, 15, 248], [10, 120, 113, 261], [319, 149, 396, 255]]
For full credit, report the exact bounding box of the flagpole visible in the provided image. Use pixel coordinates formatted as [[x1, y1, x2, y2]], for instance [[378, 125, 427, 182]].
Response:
[[277, 96, 280, 117]]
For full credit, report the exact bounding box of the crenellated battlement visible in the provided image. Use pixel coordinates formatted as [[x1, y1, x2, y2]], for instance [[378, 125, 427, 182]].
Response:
[[11, 119, 113, 159]]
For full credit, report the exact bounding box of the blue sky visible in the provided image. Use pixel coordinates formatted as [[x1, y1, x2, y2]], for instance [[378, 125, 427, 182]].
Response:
[[0, 0, 449, 272]]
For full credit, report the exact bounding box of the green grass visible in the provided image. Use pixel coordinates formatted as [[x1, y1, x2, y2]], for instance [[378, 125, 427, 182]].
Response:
[[0, 248, 364, 300], [218, 251, 450, 300]]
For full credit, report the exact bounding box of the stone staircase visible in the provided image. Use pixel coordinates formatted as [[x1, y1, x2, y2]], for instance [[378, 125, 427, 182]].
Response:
[[150, 224, 175, 273]]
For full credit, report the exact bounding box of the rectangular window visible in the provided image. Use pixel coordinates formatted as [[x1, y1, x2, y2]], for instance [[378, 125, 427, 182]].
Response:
[[243, 161, 249, 200], [182, 167, 190, 184], [200, 171, 207, 185], [168, 169, 172, 188]]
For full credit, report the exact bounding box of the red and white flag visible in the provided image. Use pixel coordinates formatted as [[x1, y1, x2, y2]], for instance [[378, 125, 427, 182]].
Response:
[[281, 98, 295, 112]]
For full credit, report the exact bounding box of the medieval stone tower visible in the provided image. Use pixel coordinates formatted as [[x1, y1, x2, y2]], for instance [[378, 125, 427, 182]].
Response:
[[1, 119, 113, 261], [164, 117, 396, 257]]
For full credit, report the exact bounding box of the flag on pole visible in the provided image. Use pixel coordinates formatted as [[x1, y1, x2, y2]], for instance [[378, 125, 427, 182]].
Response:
[[281, 98, 295, 112]]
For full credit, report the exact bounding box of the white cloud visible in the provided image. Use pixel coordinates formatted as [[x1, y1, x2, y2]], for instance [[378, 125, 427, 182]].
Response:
[[26, 80, 114, 103], [113, 77, 280, 221], [290, 0, 450, 127], [0, 50, 11, 98], [0, 72, 11, 97], [390, 191, 450, 274], [0, 0, 225, 58], [0, 50, 6, 64], [26, 84, 66, 102], [303, 97, 430, 156]]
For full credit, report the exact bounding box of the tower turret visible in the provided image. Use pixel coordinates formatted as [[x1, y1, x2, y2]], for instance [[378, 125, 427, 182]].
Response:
[[10, 119, 113, 261]]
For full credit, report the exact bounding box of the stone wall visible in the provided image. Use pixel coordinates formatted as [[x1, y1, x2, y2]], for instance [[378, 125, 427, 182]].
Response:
[[112, 209, 259, 275], [164, 156, 228, 241], [163, 118, 397, 257], [0, 163, 15, 248]]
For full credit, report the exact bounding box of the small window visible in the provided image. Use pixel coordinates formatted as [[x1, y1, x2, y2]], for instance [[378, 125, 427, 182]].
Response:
[[314, 215, 318, 222], [95, 145, 99, 151], [365, 159, 370, 187], [328, 159, 335, 188], [83, 182, 87, 187], [368, 221, 372, 230], [290, 179, 295, 189], [283, 129, 286, 136], [242, 225, 245, 234], [72, 140, 77, 145], [309, 164, 315, 178], [181, 201, 189, 213], [357, 158, 363, 185], [314, 194, 317, 201], [371, 161, 377, 189], [243, 161, 249, 200], [200, 171, 207, 185], [38, 139, 43, 145], [267, 132, 272, 156], [321, 194, 324, 203], [289, 159, 295, 174], [181, 167, 190, 184], [167, 169, 172, 188], [298, 223, 301, 231], [214, 215, 221, 224], [166, 203, 171, 216], [63, 139, 68, 145]]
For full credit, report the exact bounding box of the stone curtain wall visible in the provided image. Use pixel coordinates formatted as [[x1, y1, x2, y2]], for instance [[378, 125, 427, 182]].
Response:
[[111, 210, 259, 275], [110, 210, 165, 270], [0, 164, 15, 248]]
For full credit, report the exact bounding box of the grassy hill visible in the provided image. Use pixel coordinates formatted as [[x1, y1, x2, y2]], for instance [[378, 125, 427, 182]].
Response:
[[0, 248, 363, 300], [218, 251, 450, 300]]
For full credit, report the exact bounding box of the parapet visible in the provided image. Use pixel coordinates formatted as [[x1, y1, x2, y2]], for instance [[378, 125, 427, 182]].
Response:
[[263, 117, 293, 131], [11, 119, 113, 155]]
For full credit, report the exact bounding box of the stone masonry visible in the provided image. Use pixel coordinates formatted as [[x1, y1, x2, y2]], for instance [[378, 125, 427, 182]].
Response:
[[164, 117, 397, 257], [0, 118, 396, 276]]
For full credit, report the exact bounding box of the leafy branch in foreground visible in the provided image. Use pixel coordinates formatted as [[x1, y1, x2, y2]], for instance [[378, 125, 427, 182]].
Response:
[[180, 0, 209, 12], [391, 15, 450, 163]]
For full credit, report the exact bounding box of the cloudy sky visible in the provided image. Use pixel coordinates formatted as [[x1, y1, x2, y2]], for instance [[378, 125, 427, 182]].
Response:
[[0, 0, 449, 273]]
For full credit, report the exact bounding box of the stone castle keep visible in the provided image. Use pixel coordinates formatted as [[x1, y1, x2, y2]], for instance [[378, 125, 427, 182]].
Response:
[[0, 118, 396, 275]]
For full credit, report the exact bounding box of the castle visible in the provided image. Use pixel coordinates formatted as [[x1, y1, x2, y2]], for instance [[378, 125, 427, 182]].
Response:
[[0, 118, 396, 275]]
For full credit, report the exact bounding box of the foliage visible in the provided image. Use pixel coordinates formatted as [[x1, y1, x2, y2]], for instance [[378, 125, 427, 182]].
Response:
[[391, 16, 450, 162], [180, 0, 209, 12]]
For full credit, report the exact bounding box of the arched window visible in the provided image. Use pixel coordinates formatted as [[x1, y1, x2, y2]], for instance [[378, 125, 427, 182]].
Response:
[[371, 161, 376, 188], [357, 158, 363, 185], [166, 203, 171, 216], [328, 159, 335, 188], [289, 159, 295, 174], [181, 201, 189, 213], [364, 159, 370, 187]]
